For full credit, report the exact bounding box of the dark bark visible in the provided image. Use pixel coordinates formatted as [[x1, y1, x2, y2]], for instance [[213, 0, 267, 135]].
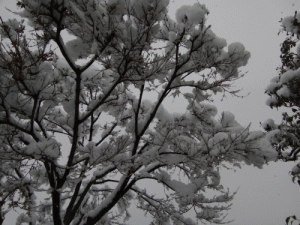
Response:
[[52, 190, 62, 225], [83, 176, 133, 225]]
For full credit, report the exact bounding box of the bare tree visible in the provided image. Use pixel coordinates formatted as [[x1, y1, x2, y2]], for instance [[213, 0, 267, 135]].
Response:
[[0, 0, 277, 224]]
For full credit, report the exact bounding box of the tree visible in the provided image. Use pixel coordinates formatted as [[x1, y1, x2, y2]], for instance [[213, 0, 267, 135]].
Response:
[[0, 0, 277, 224], [263, 11, 300, 184], [286, 215, 300, 225]]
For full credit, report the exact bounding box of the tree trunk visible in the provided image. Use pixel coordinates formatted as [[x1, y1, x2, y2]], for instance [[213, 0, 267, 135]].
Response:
[[52, 190, 62, 225]]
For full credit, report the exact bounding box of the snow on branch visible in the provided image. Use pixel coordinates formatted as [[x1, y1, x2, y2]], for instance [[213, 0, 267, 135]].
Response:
[[0, 1, 274, 224]]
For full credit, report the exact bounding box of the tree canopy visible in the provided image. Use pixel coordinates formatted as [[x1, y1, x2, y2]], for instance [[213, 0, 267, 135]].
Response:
[[0, 0, 277, 224], [263, 11, 300, 184]]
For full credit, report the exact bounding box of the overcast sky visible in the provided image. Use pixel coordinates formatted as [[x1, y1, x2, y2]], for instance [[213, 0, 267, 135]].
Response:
[[1, 0, 300, 224]]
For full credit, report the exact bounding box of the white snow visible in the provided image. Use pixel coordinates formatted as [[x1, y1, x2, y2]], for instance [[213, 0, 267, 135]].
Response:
[[280, 68, 300, 83], [276, 85, 292, 98], [175, 3, 208, 25], [261, 119, 278, 130], [282, 14, 300, 34]]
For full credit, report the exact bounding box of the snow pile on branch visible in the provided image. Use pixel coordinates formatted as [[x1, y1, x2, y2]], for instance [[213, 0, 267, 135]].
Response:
[[0, 0, 269, 224]]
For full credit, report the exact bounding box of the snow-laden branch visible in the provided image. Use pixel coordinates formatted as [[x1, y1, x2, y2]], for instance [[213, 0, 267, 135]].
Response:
[[0, 1, 274, 224]]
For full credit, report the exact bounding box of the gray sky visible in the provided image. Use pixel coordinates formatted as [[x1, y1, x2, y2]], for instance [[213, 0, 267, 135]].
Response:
[[1, 0, 300, 224]]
